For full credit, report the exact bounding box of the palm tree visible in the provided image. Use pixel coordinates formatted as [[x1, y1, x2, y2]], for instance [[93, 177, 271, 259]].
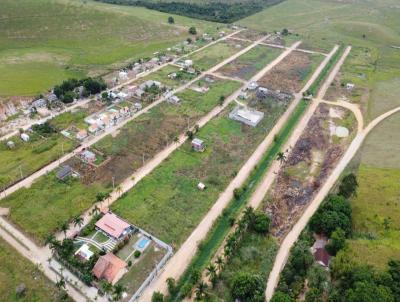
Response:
[[113, 284, 126, 301], [277, 151, 287, 165], [73, 216, 84, 228], [206, 263, 217, 287], [116, 185, 123, 197], [173, 136, 179, 144], [45, 234, 56, 246], [195, 281, 208, 301], [215, 256, 224, 273], [101, 281, 113, 297], [60, 222, 69, 239], [56, 277, 66, 290], [91, 205, 100, 216]]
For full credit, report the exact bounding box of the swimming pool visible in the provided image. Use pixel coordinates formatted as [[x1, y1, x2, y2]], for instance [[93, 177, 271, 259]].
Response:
[[136, 237, 150, 250]]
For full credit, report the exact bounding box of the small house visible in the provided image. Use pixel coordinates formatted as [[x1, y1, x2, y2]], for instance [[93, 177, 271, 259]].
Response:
[[20, 133, 30, 142], [167, 95, 181, 105], [95, 212, 133, 240], [75, 244, 94, 261], [88, 123, 101, 135], [184, 59, 193, 68], [198, 182, 206, 190], [229, 106, 264, 127], [92, 253, 127, 285], [31, 98, 47, 108], [192, 138, 205, 152], [81, 150, 96, 163], [56, 165, 73, 181], [76, 129, 88, 141], [118, 71, 128, 80], [311, 237, 330, 268], [47, 93, 58, 103], [247, 81, 258, 90], [134, 103, 142, 111]]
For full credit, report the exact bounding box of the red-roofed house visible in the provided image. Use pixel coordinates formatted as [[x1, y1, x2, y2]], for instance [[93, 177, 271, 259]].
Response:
[[92, 253, 127, 284], [95, 212, 133, 240], [314, 248, 331, 267]]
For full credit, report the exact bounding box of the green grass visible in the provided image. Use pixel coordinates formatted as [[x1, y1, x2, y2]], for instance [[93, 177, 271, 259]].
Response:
[[209, 233, 277, 301], [187, 41, 247, 71], [137, 65, 194, 88], [112, 98, 290, 248], [0, 173, 103, 244], [0, 0, 220, 97], [0, 237, 69, 302], [48, 109, 89, 131], [0, 132, 77, 189], [218, 45, 282, 80]]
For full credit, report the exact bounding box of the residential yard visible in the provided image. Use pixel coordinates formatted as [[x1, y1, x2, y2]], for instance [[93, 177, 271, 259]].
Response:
[[258, 51, 324, 94], [112, 96, 290, 248], [0, 78, 240, 244], [186, 40, 249, 71], [0, 238, 69, 302], [208, 233, 277, 302], [0, 131, 77, 190], [136, 65, 196, 88], [217, 45, 282, 80]]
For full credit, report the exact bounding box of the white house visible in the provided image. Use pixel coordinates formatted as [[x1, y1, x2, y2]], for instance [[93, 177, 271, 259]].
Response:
[[20, 133, 30, 142]]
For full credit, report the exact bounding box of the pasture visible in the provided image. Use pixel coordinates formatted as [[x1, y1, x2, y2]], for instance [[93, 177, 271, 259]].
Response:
[[0, 0, 218, 98]]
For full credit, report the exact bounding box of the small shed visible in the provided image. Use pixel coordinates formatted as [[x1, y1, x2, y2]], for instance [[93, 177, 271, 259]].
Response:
[[20, 133, 30, 142], [6, 141, 15, 149], [346, 83, 355, 91], [76, 129, 88, 141], [247, 81, 259, 90], [81, 150, 96, 163], [75, 244, 94, 261], [184, 59, 193, 67], [192, 138, 205, 152], [198, 182, 206, 190], [167, 95, 181, 105], [56, 165, 73, 181]]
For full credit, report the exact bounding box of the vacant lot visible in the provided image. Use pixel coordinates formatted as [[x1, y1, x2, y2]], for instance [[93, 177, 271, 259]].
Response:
[[187, 40, 249, 71], [0, 132, 77, 190], [231, 29, 267, 42], [0, 0, 217, 98], [258, 51, 323, 94], [0, 78, 240, 243], [0, 238, 69, 302], [112, 96, 290, 248], [217, 45, 282, 80]]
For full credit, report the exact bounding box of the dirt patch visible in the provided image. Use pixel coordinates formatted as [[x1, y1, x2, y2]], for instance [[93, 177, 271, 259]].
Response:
[[263, 104, 353, 239], [264, 34, 286, 46], [231, 29, 267, 41], [258, 51, 312, 94]]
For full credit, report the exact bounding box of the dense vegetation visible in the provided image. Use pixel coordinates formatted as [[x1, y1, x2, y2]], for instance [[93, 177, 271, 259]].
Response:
[[95, 0, 285, 23]]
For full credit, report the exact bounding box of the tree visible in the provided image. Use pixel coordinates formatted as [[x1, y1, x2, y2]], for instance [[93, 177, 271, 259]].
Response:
[[152, 292, 164, 302], [326, 227, 347, 255], [290, 241, 314, 277], [388, 260, 400, 300], [305, 288, 323, 302], [206, 263, 218, 286], [219, 95, 225, 105], [59, 222, 69, 239], [100, 280, 113, 296], [270, 291, 293, 302], [189, 26, 197, 35], [252, 212, 271, 234], [282, 28, 289, 36], [195, 281, 208, 301], [307, 264, 328, 291], [338, 173, 358, 198], [168, 16, 174, 24], [73, 215, 84, 228], [56, 277, 66, 290], [173, 136, 179, 144], [91, 205, 100, 216], [112, 284, 126, 301], [116, 185, 123, 197], [62, 91, 75, 104], [345, 281, 394, 302], [186, 130, 194, 140], [166, 277, 177, 295], [277, 151, 287, 165], [231, 272, 264, 302], [215, 255, 224, 273]]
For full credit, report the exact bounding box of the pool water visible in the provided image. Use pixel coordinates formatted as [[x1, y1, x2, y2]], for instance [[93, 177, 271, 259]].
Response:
[[136, 237, 150, 250]]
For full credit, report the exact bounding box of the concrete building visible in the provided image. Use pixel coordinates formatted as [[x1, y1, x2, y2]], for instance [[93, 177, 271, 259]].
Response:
[[229, 106, 264, 127]]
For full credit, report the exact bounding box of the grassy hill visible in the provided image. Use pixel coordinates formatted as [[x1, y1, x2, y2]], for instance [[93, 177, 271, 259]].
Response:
[[95, 0, 285, 23], [0, 0, 217, 97]]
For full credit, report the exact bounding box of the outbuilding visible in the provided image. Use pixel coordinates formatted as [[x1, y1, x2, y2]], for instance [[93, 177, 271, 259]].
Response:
[[20, 133, 30, 142], [192, 138, 205, 152]]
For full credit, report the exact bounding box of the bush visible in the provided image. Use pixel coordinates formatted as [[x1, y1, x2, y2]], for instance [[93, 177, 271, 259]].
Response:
[[271, 291, 294, 302], [233, 187, 244, 200], [168, 16, 174, 24], [252, 212, 271, 234], [338, 173, 358, 198], [134, 250, 141, 258], [188, 26, 197, 35], [231, 272, 264, 302], [152, 291, 164, 302]]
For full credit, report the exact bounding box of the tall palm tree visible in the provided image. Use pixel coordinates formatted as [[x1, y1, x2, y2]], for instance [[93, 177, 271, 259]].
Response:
[[215, 256, 224, 273], [195, 281, 208, 301], [206, 263, 217, 287], [277, 151, 287, 165], [60, 222, 69, 239], [73, 216, 84, 228], [91, 205, 100, 216], [116, 185, 123, 197]]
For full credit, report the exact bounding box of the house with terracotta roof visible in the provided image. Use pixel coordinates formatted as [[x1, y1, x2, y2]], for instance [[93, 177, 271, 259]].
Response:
[[95, 212, 134, 240], [92, 253, 127, 284]]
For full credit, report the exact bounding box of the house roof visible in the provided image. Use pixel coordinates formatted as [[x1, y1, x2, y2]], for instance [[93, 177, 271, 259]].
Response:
[[56, 165, 73, 180], [92, 253, 127, 283], [192, 138, 204, 145], [95, 213, 131, 238], [314, 248, 330, 267]]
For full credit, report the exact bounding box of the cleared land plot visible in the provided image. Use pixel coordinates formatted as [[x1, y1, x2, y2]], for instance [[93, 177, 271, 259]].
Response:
[[258, 51, 324, 94], [112, 97, 291, 248], [217, 45, 282, 80], [0, 0, 218, 97], [136, 65, 196, 88], [0, 132, 77, 190], [186, 40, 250, 71], [0, 238, 69, 302], [231, 29, 267, 42], [209, 234, 277, 301], [0, 78, 240, 244], [264, 33, 300, 47], [263, 104, 355, 238]]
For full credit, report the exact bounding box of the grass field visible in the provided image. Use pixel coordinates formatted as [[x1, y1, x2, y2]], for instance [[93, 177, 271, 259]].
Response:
[[0, 132, 77, 190], [187, 40, 248, 71], [0, 0, 219, 98], [0, 238, 69, 302], [136, 65, 195, 88], [112, 96, 290, 248], [217, 45, 282, 80]]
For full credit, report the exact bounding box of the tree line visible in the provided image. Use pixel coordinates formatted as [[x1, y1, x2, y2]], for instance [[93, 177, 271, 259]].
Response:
[[94, 0, 285, 23]]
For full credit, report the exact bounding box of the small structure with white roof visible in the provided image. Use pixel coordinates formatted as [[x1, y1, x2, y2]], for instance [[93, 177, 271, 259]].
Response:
[[229, 106, 264, 127], [75, 243, 94, 261], [192, 138, 205, 152], [20, 133, 30, 142], [198, 182, 206, 191]]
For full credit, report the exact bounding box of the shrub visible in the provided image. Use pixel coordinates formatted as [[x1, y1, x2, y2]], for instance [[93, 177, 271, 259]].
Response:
[[134, 250, 141, 258], [252, 212, 271, 234], [338, 173, 358, 198], [188, 26, 197, 35], [168, 16, 174, 24]]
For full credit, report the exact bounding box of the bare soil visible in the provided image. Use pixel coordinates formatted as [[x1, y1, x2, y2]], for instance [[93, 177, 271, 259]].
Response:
[[258, 51, 312, 94], [231, 29, 267, 41]]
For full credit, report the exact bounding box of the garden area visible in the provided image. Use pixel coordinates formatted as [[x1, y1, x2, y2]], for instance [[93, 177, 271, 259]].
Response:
[[217, 45, 282, 80]]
